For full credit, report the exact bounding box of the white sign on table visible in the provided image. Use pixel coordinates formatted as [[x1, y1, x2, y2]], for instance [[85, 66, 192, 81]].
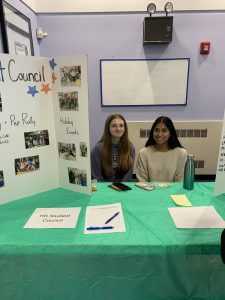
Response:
[[24, 207, 81, 228]]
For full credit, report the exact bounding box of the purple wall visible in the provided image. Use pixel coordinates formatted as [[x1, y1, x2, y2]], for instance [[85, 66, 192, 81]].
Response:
[[37, 12, 225, 148]]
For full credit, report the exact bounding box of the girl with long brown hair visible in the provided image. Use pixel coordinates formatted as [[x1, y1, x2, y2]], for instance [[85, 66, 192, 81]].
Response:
[[136, 116, 187, 182], [91, 114, 135, 182]]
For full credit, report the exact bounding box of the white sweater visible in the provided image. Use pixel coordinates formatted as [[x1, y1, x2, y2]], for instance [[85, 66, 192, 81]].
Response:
[[136, 146, 187, 182]]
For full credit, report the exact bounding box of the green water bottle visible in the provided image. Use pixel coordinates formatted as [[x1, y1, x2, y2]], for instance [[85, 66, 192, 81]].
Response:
[[183, 154, 195, 190]]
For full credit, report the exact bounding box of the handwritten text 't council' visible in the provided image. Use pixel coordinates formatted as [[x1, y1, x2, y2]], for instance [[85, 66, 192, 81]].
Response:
[[0, 59, 45, 83]]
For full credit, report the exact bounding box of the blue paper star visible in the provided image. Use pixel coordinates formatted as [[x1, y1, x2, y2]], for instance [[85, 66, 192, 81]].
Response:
[[49, 58, 57, 70], [27, 86, 38, 97]]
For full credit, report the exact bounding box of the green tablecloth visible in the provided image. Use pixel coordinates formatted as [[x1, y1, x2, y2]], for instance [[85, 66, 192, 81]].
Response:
[[0, 182, 225, 300]]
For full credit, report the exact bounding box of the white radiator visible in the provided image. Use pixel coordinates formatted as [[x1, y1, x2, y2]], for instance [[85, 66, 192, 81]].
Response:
[[127, 121, 222, 175]]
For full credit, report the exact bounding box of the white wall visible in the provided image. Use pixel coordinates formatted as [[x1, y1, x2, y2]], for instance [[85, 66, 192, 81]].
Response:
[[22, 0, 225, 13], [21, 0, 36, 11], [37, 12, 225, 150]]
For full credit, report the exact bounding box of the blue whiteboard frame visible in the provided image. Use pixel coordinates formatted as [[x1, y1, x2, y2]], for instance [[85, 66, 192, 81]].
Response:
[[100, 58, 190, 107]]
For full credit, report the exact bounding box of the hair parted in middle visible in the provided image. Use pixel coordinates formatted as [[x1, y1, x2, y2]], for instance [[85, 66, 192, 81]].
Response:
[[99, 113, 133, 177], [145, 116, 183, 149]]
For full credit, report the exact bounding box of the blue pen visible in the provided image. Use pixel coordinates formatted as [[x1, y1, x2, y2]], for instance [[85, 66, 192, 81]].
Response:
[[105, 212, 120, 224], [87, 226, 114, 230]]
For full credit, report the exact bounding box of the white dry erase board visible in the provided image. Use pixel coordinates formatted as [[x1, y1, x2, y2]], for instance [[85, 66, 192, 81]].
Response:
[[100, 58, 190, 106]]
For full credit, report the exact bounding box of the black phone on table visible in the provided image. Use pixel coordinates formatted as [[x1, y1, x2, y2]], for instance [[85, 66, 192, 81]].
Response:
[[109, 182, 132, 191]]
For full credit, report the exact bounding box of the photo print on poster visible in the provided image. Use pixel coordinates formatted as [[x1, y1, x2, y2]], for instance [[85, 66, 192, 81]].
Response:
[[24, 130, 49, 148], [80, 142, 87, 157], [60, 65, 81, 87], [68, 167, 87, 186], [58, 91, 79, 111], [58, 142, 76, 160], [0, 170, 4, 188], [15, 155, 40, 175]]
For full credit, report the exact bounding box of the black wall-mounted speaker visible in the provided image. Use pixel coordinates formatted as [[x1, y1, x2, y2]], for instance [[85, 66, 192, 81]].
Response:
[[143, 16, 173, 44]]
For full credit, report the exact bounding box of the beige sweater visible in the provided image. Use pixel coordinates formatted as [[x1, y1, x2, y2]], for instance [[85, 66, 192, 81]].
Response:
[[136, 146, 187, 182]]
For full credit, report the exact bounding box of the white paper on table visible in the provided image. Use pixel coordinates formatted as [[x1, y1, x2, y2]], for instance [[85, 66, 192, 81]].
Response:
[[168, 205, 225, 228], [24, 207, 81, 228], [84, 203, 126, 234]]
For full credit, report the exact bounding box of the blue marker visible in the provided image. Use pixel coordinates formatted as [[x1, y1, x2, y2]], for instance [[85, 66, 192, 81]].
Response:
[[105, 212, 120, 224], [86, 226, 114, 230]]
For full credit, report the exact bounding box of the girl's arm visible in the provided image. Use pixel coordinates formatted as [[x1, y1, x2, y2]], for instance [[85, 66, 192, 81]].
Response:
[[122, 144, 136, 181], [91, 144, 104, 181], [135, 150, 150, 182]]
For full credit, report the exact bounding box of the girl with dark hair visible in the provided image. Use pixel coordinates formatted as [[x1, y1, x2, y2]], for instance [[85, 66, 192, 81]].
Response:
[[91, 114, 135, 182], [136, 116, 187, 182]]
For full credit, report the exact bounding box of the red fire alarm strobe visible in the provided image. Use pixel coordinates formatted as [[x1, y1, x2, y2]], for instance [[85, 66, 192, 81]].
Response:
[[200, 42, 210, 55]]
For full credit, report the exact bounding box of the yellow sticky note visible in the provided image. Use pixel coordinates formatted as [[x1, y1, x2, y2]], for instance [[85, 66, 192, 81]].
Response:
[[170, 194, 192, 206]]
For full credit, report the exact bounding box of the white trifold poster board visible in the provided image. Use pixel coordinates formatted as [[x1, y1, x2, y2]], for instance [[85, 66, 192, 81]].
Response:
[[214, 109, 225, 196], [0, 54, 91, 205]]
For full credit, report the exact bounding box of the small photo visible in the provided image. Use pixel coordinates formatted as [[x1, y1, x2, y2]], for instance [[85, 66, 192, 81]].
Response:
[[24, 130, 49, 148], [68, 167, 87, 187], [58, 91, 79, 111], [58, 142, 76, 160], [0, 92, 2, 112], [80, 142, 87, 157], [15, 155, 40, 175], [60, 65, 81, 87], [0, 170, 5, 188]]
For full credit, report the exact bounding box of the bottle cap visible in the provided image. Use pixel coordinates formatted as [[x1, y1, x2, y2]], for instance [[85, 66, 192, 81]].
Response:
[[188, 154, 194, 158]]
